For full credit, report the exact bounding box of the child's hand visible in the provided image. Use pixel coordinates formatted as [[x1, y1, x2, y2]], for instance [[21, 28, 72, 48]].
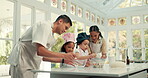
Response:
[[64, 59, 76, 67], [89, 53, 96, 58], [85, 60, 91, 67]]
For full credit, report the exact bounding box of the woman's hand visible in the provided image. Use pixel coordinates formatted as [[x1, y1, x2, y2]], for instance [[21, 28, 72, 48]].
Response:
[[101, 54, 107, 59]]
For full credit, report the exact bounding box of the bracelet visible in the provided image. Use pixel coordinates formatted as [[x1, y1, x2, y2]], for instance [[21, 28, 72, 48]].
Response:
[[62, 59, 64, 63], [61, 59, 64, 66]]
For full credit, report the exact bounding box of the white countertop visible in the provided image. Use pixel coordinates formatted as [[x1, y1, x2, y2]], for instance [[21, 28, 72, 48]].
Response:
[[32, 63, 148, 77]]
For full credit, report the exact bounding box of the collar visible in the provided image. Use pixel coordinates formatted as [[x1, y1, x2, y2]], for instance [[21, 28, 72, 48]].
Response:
[[90, 37, 102, 44]]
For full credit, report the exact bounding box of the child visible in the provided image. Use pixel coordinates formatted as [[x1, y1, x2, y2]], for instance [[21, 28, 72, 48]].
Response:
[[75, 32, 96, 67], [61, 33, 75, 53], [60, 33, 76, 67]]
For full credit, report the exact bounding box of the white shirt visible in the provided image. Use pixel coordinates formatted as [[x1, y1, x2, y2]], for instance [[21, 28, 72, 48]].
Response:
[[89, 38, 103, 58], [74, 47, 89, 67], [8, 21, 56, 66]]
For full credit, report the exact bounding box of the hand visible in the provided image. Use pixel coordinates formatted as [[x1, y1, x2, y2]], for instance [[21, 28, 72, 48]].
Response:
[[101, 54, 107, 59], [63, 52, 76, 60], [85, 60, 91, 67], [64, 59, 82, 67], [64, 60, 75, 67], [89, 53, 96, 58]]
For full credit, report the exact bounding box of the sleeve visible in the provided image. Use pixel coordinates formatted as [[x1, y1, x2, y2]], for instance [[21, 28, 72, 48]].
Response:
[[32, 21, 51, 48], [100, 38, 107, 54]]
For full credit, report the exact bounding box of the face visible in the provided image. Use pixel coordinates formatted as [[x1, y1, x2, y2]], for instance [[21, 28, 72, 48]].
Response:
[[55, 19, 71, 35], [90, 31, 100, 43], [64, 43, 75, 53], [79, 40, 89, 51]]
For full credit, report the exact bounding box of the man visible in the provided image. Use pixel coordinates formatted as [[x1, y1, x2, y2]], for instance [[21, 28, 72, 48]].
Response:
[[8, 15, 75, 78]]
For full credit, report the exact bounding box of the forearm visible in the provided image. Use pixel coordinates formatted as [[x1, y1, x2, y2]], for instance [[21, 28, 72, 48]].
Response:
[[101, 39, 107, 54], [37, 43, 64, 58], [42, 57, 62, 63], [76, 55, 91, 60], [100, 39, 107, 59]]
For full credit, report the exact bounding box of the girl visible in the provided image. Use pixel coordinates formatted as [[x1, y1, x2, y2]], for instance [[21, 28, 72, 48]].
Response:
[[75, 32, 96, 67], [89, 25, 107, 59], [60, 33, 76, 67]]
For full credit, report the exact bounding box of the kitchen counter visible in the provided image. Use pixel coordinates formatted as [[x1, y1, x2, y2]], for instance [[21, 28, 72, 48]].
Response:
[[32, 63, 148, 78]]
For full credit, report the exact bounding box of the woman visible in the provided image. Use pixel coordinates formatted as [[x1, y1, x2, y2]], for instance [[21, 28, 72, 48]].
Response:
[[89, 25, 107, 59], [60, 33, 76, 67]]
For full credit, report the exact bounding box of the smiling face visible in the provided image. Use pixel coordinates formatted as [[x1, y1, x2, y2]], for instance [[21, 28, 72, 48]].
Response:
[[79, 40, 89, 51], [90, 31, 100, 43], [64, 42, 75, 53], [53, 19, 71, 35]]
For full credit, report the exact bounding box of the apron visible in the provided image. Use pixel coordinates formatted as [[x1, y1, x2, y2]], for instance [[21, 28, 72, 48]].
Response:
[[90, 38, 103, 58], [8, 21, 56, 78], [9, 40, 41, 78]]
